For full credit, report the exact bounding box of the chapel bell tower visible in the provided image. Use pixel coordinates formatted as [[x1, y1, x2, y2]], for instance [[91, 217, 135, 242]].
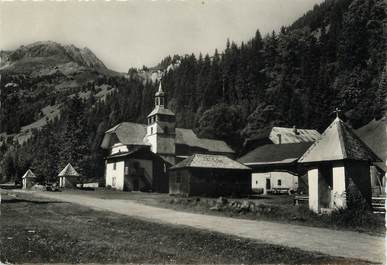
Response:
[[146, 81, 176, 164]]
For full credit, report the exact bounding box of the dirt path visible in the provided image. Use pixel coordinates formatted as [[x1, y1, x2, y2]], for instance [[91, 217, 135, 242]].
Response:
[[31, 191, 385, 263]]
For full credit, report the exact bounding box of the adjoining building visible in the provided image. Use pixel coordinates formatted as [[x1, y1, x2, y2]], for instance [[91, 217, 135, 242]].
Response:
[[242, 126, 321, 153], [298, 117, 382, 213], [22, 169, 37, 190], [58, 163, 80, 188], [169, 154, 252, 197], [100, 83, 234, 192], [238, 142, 313, 194], [105, 147, 170, 192], [355, 117, 386, 195]]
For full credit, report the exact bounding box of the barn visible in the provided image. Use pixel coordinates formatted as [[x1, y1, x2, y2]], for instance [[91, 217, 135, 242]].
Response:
[[299, 117, 382, 213], [169, 154, 252, 197], [238, 142, 312, 194]]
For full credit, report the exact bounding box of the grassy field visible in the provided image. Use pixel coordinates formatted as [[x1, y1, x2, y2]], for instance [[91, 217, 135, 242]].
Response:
[[0, 191, 372, 264], [61, 189, 386, 236]]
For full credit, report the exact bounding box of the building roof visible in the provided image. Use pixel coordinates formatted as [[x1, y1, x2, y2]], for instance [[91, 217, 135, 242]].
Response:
[[101, 123, 234, 154], [175, 128, 234, 154], [246, 126, 320, 145], [147, 106, 175, 117], [355, 117, 387, 171], [299, 117, 382, 163], [269, 127, 321, 144], [170, 154, 251, 170], [22, 169, 36, 179], [58, 163, 80, 177], [238, 142, 313, 166], [101, 122, 149, 148]]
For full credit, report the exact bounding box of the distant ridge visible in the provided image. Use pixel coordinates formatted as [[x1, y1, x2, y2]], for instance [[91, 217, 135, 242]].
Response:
[[0, 41, 118, 76]]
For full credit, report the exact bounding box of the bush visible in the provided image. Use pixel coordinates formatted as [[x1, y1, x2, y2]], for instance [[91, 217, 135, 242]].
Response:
[[329, 200, 379, 229]]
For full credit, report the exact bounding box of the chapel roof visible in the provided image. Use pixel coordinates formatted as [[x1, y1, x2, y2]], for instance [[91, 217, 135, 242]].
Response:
[[22, 169, 36, 179], [298, 117, 382, 163], [58, 163, 80, 177]]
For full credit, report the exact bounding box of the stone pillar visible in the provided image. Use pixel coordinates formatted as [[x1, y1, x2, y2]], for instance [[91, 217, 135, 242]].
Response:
[[308, 168, 319, 213], [332, 165, 347, 209]]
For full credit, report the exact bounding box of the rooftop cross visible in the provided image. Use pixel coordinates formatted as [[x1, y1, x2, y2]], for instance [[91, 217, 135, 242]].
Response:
[[332, 107, 342, 118]]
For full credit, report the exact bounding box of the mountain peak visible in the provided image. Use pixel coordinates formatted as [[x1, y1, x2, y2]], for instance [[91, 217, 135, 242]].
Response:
[[0, 41, 109, 74]]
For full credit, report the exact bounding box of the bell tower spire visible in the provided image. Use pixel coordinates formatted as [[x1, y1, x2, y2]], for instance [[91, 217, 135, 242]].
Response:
[[155, 82, 165, 107], [146, 80, 176, 164]]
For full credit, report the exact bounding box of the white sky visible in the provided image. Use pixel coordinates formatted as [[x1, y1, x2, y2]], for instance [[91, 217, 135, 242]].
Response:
[[0, 0, 324, 72]]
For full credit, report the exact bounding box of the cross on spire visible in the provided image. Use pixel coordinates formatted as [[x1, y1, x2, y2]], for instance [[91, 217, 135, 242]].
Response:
[[332, 107, 342, 118]]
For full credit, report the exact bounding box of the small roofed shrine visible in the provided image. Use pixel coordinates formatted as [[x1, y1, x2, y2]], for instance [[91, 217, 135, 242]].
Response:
[[22, 169, 37, 190], [58, 163, 81, 188], [298, 116, 382, 213]]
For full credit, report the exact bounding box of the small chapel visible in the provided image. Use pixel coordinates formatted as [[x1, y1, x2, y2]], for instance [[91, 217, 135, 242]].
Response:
[[100, 82, 235, 192], [298, 115, 382, 213]]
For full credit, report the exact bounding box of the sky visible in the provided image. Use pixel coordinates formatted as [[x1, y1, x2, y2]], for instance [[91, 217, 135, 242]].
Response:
[[0, 0, 324, 72]]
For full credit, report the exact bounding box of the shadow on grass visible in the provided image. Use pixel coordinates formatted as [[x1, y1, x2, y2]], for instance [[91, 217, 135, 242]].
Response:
[[1, 199, 66, 204]]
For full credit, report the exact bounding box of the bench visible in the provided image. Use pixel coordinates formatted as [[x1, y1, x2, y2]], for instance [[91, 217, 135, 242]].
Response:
[[294, 195, 309, 206], [270, 188, 290, 194]]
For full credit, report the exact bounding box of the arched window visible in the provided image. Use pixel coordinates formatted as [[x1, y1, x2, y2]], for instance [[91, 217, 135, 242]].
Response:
[[164, 126, 169, 134]]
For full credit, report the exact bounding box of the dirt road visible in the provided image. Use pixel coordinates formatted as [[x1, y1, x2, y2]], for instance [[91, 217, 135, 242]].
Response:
[[32, 191, 385, 263]]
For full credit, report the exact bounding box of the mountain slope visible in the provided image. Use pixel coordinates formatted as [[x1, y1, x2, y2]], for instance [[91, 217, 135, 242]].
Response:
[[0, 41, 120, 138], [0, 41, 114, 75]]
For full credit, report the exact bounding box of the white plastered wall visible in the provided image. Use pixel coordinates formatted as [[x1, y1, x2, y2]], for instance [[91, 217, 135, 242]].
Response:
[[332, 165, 347, 209], [147, 134, 157, 153], [308, 168, 319, 212], [252, 173, 270, 193], [270, 172, 298, 189], [252, 172, 298, 194], [111, 143, 129, 154], [105, 161, 125, 190]]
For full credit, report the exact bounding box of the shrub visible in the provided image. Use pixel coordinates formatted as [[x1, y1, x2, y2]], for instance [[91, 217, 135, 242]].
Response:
[[329, 200, 379, 229]]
